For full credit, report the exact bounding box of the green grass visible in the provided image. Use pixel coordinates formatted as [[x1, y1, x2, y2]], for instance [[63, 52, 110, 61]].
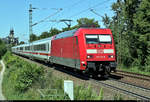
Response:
[[117, 65, 150, 76], [113, 94, 123, 100], [0, 64, 2, 72]]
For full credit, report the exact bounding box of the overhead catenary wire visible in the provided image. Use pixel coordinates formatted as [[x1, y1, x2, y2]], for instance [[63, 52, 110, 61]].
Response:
[[62, 0, 84, 10], [90, 9, 103, 17], [54, 0, 85, 23], [32, 8, 62, 10], [32, 8, 63, 26], [90, 0, 114, 18], [68, 0, 109, 18]]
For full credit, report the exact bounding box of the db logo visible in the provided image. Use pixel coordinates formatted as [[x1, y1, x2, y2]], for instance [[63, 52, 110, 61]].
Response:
[[97, 49, 104, 53]]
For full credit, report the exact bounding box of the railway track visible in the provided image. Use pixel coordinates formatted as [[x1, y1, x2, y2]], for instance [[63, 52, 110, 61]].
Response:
[[91, 78, 150, 100], [14, 54, 150, 100], [114, 70, 150, 81]]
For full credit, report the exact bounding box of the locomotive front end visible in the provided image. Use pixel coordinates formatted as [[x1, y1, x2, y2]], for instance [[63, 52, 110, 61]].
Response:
[[80, 29, 117, 77]]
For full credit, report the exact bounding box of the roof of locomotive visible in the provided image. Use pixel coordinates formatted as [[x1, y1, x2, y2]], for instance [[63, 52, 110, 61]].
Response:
[[54, 28, 111, 40], [54, 29, 77, 40]]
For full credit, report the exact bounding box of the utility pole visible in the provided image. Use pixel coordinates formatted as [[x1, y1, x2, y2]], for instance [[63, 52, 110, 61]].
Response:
[[28, 4, 62, 42], [117, 0, 122, 67], [29, 4, 33, 42], [117, 10, 120, 66], [117, 11, 120, 66]]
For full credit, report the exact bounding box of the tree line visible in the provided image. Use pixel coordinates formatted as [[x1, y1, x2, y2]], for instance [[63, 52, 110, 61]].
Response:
[[102, 0, 150, 71]]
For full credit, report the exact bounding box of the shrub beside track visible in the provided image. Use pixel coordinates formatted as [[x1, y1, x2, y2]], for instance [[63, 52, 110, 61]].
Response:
[[0, 64, 2, 72]]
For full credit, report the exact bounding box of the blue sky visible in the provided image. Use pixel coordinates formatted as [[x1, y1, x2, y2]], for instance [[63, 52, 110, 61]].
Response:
[[0, 0, 116, 43]]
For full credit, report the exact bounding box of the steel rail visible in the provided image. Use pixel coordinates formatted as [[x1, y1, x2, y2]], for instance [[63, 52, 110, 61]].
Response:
[[114, 71, 150, 82], [116, 70, 150, 78], [91, 79, 150, 100], [109, 77, 150, 92], [115, 73, 150, 81]]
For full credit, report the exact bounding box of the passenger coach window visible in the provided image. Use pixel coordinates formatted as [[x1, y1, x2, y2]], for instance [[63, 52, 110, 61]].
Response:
[[86, 35, 99, 44], [42, 44, 46, 51], [34, 44, 46, 51], [47, 43, 49, 51], [20, 47, 23, 50]]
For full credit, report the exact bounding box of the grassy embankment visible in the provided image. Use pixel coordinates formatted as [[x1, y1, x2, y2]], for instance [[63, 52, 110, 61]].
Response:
[[0, 63, 2, 72], [118, 65, 150, 76], [2, 51, 107, 100]]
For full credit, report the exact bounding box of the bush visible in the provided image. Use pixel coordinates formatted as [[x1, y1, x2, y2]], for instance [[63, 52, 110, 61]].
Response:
[[3, 52, 44, 93], [0, 64, 2, 72], [0, 39, 7, 59], [74, 84, 103, 100], [15, 64, 44, 92]]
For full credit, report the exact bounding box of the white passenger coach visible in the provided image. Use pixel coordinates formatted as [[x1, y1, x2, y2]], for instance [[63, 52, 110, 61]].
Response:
[[12, 37, 53, 62]]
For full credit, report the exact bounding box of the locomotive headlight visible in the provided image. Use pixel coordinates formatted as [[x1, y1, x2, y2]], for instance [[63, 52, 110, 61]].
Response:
[[81, 61, 85, 64], [87, 55, 93, 59], [108, 55, 114, 58], [87, 55, 90, 59]]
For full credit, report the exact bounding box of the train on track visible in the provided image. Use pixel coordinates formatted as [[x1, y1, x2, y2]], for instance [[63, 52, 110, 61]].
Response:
[[12, 28, 117, 77]]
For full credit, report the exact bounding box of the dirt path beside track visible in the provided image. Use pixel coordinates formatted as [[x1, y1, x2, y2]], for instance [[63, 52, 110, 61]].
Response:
[[0, 60, 5, 100]]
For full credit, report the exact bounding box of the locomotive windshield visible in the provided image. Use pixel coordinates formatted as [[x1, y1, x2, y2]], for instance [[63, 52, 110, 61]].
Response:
[[86, 34, 112, 44], [99, 35, 112, 43], [86, 35, 98, 44]]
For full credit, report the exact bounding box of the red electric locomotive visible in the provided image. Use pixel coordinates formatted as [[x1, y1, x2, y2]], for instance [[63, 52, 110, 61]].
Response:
[[50, 28, 117, 77]]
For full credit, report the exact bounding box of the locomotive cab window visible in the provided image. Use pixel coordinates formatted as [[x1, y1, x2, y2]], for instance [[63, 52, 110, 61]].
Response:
[[86, 35, 99, 44], [85, 34, 112, 44], [99, 35, 112, 44]]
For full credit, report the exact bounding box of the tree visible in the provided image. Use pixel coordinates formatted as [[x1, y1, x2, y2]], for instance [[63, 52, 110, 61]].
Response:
[[123, 0, 141, 66], [0, 39, 7, 59], [102, 14, 111, 28], [107, 0, 150, 71], [133, 0, 150, 69], [105, 0, 141, 67], [39, 31, 50, 39], [109, 0, 132, 66], [49, 28, 61, 36], [61, 18, 100, 32], [19, 41, 25, 45], [61, 25, 78, 32], [77, 18, 100, 28], [29, 34, 38, 42], [37, 28, 61, 40]]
